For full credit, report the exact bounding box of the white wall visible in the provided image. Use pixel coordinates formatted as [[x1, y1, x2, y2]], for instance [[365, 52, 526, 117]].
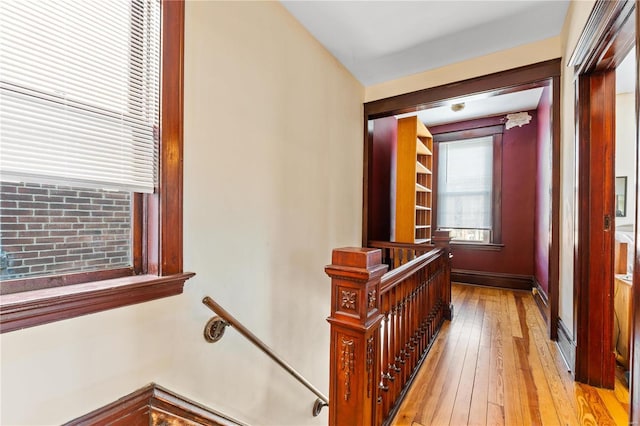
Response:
[[616, 93, 637, 228], [557, 0, 596, 334], [0, 2, 364, 425], [170, 2, 364, 424]]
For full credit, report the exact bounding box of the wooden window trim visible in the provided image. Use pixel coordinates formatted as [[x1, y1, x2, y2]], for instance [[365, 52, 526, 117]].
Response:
[[0, 0, 193, 333], [450, 242, 504, 251], [432, 125, 504, 245]]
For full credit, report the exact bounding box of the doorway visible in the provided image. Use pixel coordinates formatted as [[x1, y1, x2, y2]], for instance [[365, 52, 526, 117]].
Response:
[[362, 60, 562, 339], [569, 0, 638, 421]]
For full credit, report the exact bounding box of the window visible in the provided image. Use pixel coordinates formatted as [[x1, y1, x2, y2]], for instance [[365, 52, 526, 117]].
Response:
[[437, 136, 493, 242], [0, 0, 191, 332], [434, 126, 503, 245]]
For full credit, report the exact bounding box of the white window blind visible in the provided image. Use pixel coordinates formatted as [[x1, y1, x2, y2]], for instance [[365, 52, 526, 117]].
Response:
[[0, 0, 161, 193], [437, 136, 493, 229]]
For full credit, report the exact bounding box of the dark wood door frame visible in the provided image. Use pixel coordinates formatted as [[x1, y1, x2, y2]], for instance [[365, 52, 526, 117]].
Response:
[[362, 59, 562, 341], [574, 70, 617, 389], [568, 0, 638, 406], [634, 4, 640, 423]]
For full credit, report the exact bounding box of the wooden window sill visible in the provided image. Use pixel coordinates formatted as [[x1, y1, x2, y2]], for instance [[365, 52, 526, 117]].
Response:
[[0, 272, 195, 333], [450, 242, 504, 251]]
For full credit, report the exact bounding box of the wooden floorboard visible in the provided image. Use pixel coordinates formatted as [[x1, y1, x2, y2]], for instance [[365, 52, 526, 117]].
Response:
[[391, 283, 630, 426]]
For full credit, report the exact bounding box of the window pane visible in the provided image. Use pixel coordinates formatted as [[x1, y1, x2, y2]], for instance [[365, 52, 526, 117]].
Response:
[[0, 0, 161, 193], [448, 228, 491, 243], [0, 181, 131, 280], [437, 136, 493, 230]]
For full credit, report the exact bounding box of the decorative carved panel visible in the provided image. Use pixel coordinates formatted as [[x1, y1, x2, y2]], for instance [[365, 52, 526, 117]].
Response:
[[340, 337, 355, 401], [368, 290, 376, 309], [366, 336, 374, 398], [341, 290, 357, 311]]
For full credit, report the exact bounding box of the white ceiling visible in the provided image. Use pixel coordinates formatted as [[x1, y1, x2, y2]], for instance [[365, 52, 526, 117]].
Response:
[[281, 0, 570, 86], [398, 87, 545, 127], [282, 1, 635, 126]]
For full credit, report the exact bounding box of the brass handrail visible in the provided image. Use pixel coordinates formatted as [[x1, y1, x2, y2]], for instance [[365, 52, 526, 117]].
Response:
[[202, 296, 329, 417]]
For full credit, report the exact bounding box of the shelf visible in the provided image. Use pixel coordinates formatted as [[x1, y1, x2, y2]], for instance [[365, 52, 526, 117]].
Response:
[[415, 120, 432, 139], [416, 183, 429, 192], [394, 116, 433, 244], [416, 161, 431, 174], [416, 139, 432, 155]]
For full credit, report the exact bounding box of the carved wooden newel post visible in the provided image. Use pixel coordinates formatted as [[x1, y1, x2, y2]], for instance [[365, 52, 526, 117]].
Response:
[[325, 248, 388, 426], [432, 230, 453, 320]]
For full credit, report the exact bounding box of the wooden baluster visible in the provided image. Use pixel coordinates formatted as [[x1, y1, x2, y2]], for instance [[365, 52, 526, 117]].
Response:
[[419, 270, 426, 353], [401, 279, 410, 385], [420, 274, 428, 354], [427, 262, 438, 341], [438, 263, 444, 319], [392, 287, 402, 414], [385, 290, 396, 418], [326, 248, 388, 426], [431, 273, 435, 339], [413, 274, 424, 358], [411, 280, 420, 370], [437, 262, 444, 326], [423, 270, 430, 350], [385, 288, 399, 415], [392, 286, 402, 404], [409, 278, 417, 370], [408, 279, 416, 376], [433, 263, 441, 327], [404, 279, 412, 374], [433, 230, 453, 320], [377, 311, 386, 423], [424, 269, 431, 344], [410, 280, 416, 372], [379, 292, 390, 421], [396, 282, 404, 387], [436, 266, 441, 328], [416, 269, 425, 352], [415, 280, 421, 356]]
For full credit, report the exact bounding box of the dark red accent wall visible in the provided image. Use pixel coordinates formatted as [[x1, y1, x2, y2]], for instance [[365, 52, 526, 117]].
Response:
[[535, 87, 552, 295], [369, 116, 397, 241], [431, 113, 538, 276]]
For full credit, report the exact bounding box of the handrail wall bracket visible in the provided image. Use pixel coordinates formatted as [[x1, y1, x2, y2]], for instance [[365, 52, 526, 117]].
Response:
[[203, 316, 230, 343], [313, 398, 328, 417]]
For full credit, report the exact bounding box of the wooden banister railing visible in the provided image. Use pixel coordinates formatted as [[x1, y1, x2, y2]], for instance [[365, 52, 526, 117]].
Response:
[[325, 230, 452, 426]]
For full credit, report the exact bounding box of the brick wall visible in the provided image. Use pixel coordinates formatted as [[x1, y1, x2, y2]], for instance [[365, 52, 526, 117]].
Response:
[[0, 181, 131, 281]]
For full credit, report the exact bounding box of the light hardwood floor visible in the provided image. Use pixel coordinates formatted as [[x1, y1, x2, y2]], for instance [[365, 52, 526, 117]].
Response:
[[391, 283, 630, 426]]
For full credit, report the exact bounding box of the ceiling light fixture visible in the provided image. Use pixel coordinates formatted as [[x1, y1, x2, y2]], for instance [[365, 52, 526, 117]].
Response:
[[451, 102, 465, 112]]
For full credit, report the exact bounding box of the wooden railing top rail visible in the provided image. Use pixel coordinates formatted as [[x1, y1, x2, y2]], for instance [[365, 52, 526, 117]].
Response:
[[367, 240, 433, 251], [379, 247, 443, 294]]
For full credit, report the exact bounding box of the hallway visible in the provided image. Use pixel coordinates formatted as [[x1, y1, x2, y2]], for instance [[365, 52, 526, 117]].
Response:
[[391, 283, 629, 425]]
